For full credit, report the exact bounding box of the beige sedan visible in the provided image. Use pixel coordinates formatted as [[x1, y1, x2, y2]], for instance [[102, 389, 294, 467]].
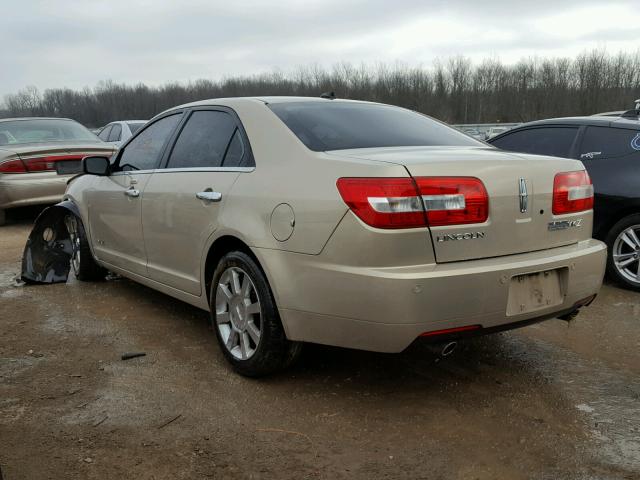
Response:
[[0, 117, 114, 225], [22, 97, 606, 376]]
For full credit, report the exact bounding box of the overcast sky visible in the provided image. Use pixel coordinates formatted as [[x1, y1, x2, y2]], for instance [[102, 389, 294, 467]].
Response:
[[1, 0, 639, 100]]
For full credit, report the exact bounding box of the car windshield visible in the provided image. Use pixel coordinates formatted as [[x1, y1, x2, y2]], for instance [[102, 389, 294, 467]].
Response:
[[0, 119, 99, 145], [268, 101, 483, 151], [127, 122, 145, 134]]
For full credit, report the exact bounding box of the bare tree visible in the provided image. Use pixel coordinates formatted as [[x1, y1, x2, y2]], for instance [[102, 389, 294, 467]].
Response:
[[3, 50, 639, 126]]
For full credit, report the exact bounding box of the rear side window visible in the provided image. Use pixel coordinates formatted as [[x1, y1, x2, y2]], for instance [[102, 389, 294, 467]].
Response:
[[268, 101, 482, 151], [491, 127, 578, 158], [108, 123, 122, 142], [167, 110, 241, 169], [118, 114, 182, 171], [579, 126, 640, 160], [127, 122, 144, 135], [223, 129, 247, 167], [98, 125, 112, 141]]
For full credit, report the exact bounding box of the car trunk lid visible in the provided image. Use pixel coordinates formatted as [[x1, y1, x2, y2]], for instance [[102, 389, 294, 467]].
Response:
[[17, 143, 115, 168], [328, 146, 593, 263]]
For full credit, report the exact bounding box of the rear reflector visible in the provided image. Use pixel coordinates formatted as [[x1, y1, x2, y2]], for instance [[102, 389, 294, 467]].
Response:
[[0, 159, 27, 173], [337, 177, 489, 229], [420, 324, 481, 337], [552, 171, 594, 215]]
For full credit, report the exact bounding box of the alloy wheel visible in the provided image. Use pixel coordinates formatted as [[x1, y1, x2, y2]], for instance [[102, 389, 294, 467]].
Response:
[[215, 267, 262, 360], [64, 215, 81, 276], [612, 224, 640, 286]]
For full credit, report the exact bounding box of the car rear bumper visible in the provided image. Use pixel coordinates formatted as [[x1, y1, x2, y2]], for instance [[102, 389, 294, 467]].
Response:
[[256, 239, 607, 353], [0, 173, 69, 210]]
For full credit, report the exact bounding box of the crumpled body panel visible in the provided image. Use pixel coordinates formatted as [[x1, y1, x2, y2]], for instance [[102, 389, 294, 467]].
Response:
[[21, 201, 79, 284]]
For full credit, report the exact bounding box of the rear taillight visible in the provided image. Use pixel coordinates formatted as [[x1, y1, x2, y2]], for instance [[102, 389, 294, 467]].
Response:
[[0, 159, 27, 173], [23, 154, 88, 172], [552, 170, 594, 215], [415, 177, 489, 226], [2, 154, 89, 173], [336, 178, 425, 229], [336, 176, 489, 229]]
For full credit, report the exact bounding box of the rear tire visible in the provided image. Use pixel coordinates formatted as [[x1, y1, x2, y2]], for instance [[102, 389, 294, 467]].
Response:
[[64, 214, 107, 281], [210, 251, 302, 377], [605, 214, 640, 291]]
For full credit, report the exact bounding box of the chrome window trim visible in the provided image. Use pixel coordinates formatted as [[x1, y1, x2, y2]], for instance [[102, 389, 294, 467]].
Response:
[[156, 167, 255, 173], [110, 170, 155, 176], [109, 166, 254, 176]]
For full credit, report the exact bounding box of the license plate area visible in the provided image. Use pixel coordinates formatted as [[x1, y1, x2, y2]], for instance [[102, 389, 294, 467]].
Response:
[[55, 160, 82, 175], [506, 268, 566, 316]]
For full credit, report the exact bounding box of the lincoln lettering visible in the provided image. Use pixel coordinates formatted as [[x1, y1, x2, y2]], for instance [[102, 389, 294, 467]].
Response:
[[436, 232, 486, 242]]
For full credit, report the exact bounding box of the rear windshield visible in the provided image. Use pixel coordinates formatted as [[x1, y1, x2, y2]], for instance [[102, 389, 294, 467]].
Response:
[[268, 101, 482, 151], [127, 122, 145, 134], [0, 119, 98, 145]]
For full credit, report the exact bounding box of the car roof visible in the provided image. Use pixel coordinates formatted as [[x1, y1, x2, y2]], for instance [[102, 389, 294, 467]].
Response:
[[514, 115, 640, 130], [107, 120, 147, 124], [172, 96, 378, 110]]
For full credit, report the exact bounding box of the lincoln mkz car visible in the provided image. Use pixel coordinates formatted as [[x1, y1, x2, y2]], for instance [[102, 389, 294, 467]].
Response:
[[21, 97, 606, 376], [0, 117, 115, 225]]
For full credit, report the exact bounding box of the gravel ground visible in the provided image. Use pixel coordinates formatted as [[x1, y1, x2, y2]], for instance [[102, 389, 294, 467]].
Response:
[[1, 209, 639, 480]]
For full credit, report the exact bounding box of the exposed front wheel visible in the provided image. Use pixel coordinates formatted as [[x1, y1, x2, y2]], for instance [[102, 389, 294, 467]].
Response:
[[210, 251, 301, 377], [606, 214, 640, 291], [64, 214, 107, 281]]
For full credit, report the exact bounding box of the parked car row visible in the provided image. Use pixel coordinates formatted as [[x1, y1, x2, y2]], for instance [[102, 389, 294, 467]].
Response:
[[0, 118, 116, 225], [0, 117, 147, 225], [21, 97, 607, 377]]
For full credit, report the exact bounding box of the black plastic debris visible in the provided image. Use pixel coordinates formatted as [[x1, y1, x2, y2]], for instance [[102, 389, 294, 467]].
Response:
[[21, 201, 80, 284], [121, 352, 146, 361]]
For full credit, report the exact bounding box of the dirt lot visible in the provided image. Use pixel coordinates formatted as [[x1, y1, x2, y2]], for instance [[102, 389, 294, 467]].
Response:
[[1, 210, 639, 480]]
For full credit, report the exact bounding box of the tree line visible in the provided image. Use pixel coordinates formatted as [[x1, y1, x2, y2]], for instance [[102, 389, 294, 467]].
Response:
[[3, 49, 639, 127]]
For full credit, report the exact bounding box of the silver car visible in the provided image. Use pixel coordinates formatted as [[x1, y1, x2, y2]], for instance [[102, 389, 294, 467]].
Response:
[[97, 120, 147, 146], [0, 118, 115, 225]]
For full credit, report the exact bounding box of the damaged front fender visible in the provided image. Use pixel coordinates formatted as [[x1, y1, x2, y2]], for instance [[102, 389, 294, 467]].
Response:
[[21, 200, 80, 284]]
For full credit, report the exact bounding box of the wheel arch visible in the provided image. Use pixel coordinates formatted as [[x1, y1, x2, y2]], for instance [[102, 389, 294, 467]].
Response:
[[202, 233, 273, 305], [597, 205, 640, 240]]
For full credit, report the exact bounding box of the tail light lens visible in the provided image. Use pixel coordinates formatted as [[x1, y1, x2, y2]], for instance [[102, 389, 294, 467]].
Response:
[[552, 171, 594, 215], [415, 177, 488, 226], [336, 176, 489, 229], [0, 159, 27, 173], [0, 154, 88, 174], [336, 178, 425, 229], [23, 154, 88, 172]]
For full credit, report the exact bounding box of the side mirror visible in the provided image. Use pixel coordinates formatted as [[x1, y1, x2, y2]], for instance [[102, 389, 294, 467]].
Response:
[[82, 156, 110, 176]]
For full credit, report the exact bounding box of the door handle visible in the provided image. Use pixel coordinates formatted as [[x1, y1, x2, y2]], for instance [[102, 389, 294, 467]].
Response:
[[196, 191, 222, 202], [124, 187, 140, 198]]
